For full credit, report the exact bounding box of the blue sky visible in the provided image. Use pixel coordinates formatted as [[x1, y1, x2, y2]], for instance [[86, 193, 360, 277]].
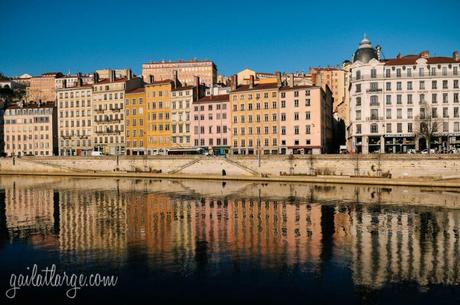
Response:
[[1, 0, 459, 77]]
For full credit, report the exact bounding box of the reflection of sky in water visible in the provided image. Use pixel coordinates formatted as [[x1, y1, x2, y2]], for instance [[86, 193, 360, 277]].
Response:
[[0, 176, 460, 304]]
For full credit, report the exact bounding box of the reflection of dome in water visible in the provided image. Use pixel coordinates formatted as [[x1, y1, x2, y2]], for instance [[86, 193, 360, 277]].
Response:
[[353, 35, 378, 63]]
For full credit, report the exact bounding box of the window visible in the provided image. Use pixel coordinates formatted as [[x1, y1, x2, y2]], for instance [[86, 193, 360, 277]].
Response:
[[407, 94, 413, 105], [386, 109, 391, 119], [407, 81, 413, 90], [386, 82, 391, 90], [420, 81, 425, 90], [432, 80, 437, 89], [356, 84, 361, 93], [386, 123, 392, 133], [356, 110, 361, 120], [356, 97, 361, 106], [356, 124, 362, 134], [397, 123, 402, 133], [407, 108, 413, 119], [370, 123, 378, 133], [396, 82, 402, 90], [408, 123, 413, 133], [305, 125, 311, 134], [371, 69, 377, 78], [370, 109, 379, 120], [386, 95, 391, 105]]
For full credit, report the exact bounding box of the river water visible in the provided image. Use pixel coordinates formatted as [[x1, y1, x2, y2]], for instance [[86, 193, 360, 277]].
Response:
[[0, 176, 459, 304]]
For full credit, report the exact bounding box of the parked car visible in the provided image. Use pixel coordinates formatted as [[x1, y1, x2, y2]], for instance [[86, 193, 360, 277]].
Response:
[[421, 149, 436, 154], [91, 151, 103, 156], [407, 149, 417, 154]]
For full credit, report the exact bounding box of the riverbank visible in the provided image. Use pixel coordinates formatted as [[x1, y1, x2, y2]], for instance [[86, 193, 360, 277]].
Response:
[[1, 170, 460, 189]]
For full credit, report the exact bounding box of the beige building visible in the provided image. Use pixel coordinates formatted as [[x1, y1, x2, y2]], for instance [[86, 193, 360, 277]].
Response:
[[26, 72, 63, 103], [3, 102, 57, 156], [171, 85, 195, 147], [280, 78, 334, 154], [310, 67, 348, 124], [142, 59, 217, 86], [57, 79, 93, 156], [92, 70, 143, 155], [55, 73, 93, 89]]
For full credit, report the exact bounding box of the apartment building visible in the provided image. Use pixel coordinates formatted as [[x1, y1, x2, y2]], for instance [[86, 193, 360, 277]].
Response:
[[125, 87, 147, 155], [56, 78, 93, 156], [26, 72, 63, 103], [171, 85, 195, 148], [143, 79, 175, 155], [192, 94, 230, 155], [92, 69, 143, 155], [280, 77, 333, 154], [55, 73, 93, 89], [230, 74, 280, 155], [3, 102, 57, 156], [349, 36, 460, 153], [310, 67, 349, 125], [142, 59, 217, 86]]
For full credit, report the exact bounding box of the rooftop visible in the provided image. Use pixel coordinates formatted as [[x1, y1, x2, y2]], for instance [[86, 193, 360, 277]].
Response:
[[195, 94, 229, 104], [233, 82, 279, 92], [125, 87, 145, 94], [384, 53, 459, 66]]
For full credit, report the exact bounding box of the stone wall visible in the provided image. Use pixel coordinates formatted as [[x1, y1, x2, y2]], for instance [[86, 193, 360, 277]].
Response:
[[1, 154, 460, 179]]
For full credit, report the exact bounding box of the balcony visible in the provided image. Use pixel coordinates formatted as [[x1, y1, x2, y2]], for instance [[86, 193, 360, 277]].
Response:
[[95, 118, 122, 123], [95, 130, 122, 135], [366, 88, 383, 93]]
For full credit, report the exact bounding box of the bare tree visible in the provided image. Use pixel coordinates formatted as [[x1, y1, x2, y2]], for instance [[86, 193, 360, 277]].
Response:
[[414, 101, 443, 153]]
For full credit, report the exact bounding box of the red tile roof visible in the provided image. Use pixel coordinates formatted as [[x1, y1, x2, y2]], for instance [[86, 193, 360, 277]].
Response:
[[126, 87, 145, 94], [195, 94, 229, 104], [233, 83, 279, 92], [172, 85, 195, 91], [385, 55, 459, 66], [280, 85, 318, 91]]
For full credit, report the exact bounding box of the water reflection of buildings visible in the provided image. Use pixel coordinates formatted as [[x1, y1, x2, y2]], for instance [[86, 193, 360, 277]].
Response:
[[351, 205, 460, 288], [0, 175, 459, 288], [58, 190, 128, 263], [128, 194, 324, 270]]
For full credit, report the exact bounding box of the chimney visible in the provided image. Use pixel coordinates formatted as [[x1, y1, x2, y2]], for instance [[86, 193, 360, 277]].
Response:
[[172, 70, 178, 86], [109, 69, 115, 82], [230, 74, 238, 91], [194, 76, 200, 99], [126, 69, 132, 80], [453, 51, 459, 61], [62, 79, 67, 89], [289, 74, 294, 88], [77, 72, 82, 87], [276, 71, 282, 87], [93, 72, 99, 84], [420, 50, 430, 59], [249, 75, 254, 89], [149, 74, 154, 84], [396, 53, 401, 59]]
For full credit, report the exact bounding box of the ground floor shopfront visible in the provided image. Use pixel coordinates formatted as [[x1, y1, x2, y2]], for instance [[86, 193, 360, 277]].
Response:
[[353, 134, 460, 153]]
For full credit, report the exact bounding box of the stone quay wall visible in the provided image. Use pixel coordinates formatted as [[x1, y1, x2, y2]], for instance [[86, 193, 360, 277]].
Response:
[[1, 154, 460, 179]]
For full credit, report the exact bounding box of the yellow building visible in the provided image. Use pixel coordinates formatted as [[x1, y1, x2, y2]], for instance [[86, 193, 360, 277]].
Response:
[[144, 80, 175, 154], [230, 74, 280, 155], [125, 87, 147, 155]]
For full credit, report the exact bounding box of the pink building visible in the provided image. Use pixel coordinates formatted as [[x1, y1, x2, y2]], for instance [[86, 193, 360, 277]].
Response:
[[192, 94, 230, 155], [279, 83, 333, 154]]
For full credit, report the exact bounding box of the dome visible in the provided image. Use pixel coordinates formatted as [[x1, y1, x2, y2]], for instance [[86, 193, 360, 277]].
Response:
[[353, 34, 378, 63]]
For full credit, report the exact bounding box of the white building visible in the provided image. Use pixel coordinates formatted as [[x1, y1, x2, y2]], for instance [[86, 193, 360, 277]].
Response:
[[349, 36, 460, 153]]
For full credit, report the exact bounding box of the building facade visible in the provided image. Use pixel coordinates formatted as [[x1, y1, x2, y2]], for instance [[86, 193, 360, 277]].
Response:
[[57, 81, 93, 156], [171, 85, 194, 148], [349, 36, 460, 153], [3, 102, 57, 156], [125, 87, 147, 155], [192, 94, 230, 155], [280, 83, 333, 154], [230, 75, 281, 155], [26, 72, 63, 103], [92, 70, 143, 155], [143, 80, 174, 155], [55, 73, 93, 89], [142, 60, 217, 86]]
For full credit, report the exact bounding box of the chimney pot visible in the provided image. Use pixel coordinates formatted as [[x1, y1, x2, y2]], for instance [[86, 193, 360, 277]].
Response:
[[289, 74, 294, 88], [93, 72, 99, 84], [249, 75, 254, 89], [276, 71, 282, 87], [149, 75, 154, 84], [420, 50, 430, 59], [453, 51, 459, 61]]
